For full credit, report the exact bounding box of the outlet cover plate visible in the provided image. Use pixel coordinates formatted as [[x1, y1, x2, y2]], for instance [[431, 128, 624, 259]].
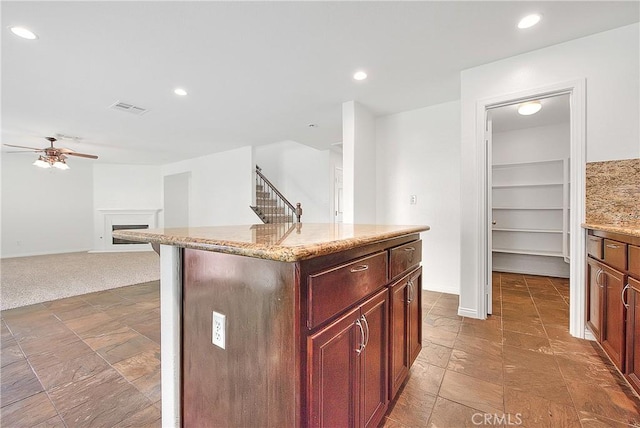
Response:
[[212, 311, 226, 349]]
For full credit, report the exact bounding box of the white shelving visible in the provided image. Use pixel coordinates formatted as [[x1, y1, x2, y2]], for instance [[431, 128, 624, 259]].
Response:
[[491, 158, 570, 277]]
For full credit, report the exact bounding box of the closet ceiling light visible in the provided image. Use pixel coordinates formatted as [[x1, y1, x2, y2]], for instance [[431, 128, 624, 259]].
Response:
[[10, 26, 38, 40], [174, 88, 188, 96], [518, 14, 541, 29], [518, 101, 542, 116], [353, 71, 367, 81]]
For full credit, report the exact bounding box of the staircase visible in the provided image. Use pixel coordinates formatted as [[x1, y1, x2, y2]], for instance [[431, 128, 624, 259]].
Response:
[[250, 165, 302, 224]]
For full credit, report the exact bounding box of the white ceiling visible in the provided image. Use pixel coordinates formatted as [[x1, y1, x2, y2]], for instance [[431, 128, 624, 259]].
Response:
[[2, 1, 638, 165]]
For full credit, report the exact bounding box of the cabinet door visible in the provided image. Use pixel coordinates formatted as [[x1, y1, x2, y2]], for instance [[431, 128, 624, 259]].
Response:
[[601, 264, 627, 371], [586, 258, 604, 341], [388, 275, 409, 398], [308, 306, 361, 428], [408, 267, 423, 368], [360, 289, 389, 428], [626, 278, 640, 394]]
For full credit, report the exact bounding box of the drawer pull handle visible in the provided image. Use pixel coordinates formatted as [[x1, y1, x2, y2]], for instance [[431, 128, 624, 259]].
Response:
[[350, 265, 369, 273], [355, 318, 365, 354], [404, 247, 415, 252], [606, 244, 621, 249], [623, 284, 630, 309]]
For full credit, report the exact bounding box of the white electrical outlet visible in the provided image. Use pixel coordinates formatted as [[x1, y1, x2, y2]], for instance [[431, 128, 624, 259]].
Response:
[[212, 311, 226, 349], [410, 195, 417, 205]]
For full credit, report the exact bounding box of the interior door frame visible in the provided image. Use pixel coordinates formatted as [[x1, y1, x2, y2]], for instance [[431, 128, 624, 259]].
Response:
[[475, 79, 586, 338]]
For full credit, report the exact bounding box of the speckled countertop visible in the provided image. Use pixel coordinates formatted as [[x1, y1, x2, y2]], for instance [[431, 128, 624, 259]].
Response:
[[581, 223, 640, 238], [112, 223, 429, 262]]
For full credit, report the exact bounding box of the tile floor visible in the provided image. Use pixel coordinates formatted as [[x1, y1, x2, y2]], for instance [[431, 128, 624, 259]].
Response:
[[2, 273, 640, 427]]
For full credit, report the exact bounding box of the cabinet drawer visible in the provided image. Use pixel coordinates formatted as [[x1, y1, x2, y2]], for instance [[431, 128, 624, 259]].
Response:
[[308, 251, 388, 329], [389, 240, 422, 280], [587, 236, 603, 259], [630, 245, 640, 279], [604, 239, 627, 272]]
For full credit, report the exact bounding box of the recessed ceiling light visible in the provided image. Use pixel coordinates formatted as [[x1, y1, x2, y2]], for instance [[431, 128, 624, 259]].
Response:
[[518, 14, 541, 29], [353, 71, 368, 81], [10, 26, 38, 40], [174, 88, 187, 96], [518, 101, 542, 115]]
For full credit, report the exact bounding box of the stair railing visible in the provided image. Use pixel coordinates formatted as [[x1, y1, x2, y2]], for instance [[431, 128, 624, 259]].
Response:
[[252, 165, 302, 224]]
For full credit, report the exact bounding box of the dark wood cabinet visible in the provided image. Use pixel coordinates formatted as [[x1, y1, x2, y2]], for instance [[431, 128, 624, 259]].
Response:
[[587, 230, 640, 392], [625, 277, 640, 392], [308, 288, 388, 428], [600, 262, 627, 371], [586, 257, 604, 341], [389, 267, 422, 398]]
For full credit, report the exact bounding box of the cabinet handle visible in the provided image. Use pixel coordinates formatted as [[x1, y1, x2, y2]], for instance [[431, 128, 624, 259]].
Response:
[[355, 319, 365, 354], [606, 244, 621, 249], [350, 264, 369, 273], [407, 280, 413, 304], [405, 247, 415, 262], [622, 284, 630, 309], [596, 269, 604, 288], [361, 315, 370, 350]]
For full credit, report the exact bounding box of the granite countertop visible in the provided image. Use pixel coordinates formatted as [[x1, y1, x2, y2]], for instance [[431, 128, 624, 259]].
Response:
[[112, 223, 430, 262], [582, 223, 640, 238]]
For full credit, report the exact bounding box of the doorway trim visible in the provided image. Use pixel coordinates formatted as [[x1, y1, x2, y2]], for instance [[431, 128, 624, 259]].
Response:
[[475, 78, 586, 338]]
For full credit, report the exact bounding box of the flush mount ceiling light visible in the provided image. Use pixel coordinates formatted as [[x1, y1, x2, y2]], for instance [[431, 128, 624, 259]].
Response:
[[10, 26, 38, 40], [174, 88, 188, 96], [518, 14, 541, 29], [518, 101, 542, 115], [353, 71, 368, 81]]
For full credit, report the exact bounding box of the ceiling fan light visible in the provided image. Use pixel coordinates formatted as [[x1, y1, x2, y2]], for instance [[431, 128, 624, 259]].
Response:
[[53, 159, 70, 170], [33, 156, 51, 168]]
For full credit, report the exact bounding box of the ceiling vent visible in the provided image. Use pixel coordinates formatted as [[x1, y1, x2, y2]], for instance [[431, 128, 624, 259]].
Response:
[[109, 101, 149, 116]]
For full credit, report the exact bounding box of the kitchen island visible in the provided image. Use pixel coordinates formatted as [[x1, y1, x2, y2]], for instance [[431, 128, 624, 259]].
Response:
[[113, 223, 429, 427]]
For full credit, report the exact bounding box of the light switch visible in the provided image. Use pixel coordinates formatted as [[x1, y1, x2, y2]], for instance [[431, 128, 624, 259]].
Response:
[[410, 195, 417, 205]]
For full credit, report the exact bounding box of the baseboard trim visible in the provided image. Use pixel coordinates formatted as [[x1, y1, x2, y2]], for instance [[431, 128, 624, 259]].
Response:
[[458, 307, 480, 319], [1, 248, 93, 259], [492, 267, 569, 279]]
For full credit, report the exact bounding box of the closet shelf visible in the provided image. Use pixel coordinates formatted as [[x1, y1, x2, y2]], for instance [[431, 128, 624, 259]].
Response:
[[492, 183, 563, 189], [492, 207, 563, 211], [492, 159, 564, 169], [492, 248, 565, 258], [492, 228, 563, 234]]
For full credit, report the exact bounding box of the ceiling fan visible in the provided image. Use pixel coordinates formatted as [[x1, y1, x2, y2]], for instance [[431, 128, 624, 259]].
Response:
[[4, 137, 98, 170]]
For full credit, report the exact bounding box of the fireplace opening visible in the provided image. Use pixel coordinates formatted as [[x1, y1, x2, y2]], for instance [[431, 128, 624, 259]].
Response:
[[112, 224, 149, 245]]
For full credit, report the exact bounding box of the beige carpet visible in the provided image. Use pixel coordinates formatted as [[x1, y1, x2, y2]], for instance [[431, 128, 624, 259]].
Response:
[[0, 251, 160, 310]]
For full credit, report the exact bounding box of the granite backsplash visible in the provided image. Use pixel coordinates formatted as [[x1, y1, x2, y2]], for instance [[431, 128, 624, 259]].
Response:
[[585, 158, 640, 227]]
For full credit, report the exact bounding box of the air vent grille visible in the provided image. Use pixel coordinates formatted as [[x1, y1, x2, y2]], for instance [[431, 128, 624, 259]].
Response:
[[109, 101, 149, 116]]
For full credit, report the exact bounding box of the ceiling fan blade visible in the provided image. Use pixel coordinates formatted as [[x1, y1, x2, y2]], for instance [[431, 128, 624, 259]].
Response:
[[3, 144, 43, 151], [65, 152, 98, 159], [6, 150, 40, 153]]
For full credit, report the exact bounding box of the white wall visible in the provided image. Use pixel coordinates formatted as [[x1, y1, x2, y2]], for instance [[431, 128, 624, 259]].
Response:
[[162, 146, 255, 226], [92, 164, 162, 250], [1, 155, 94, 257], [254, 140, 332, 223], [343, 101, 377, 224], [492, 122, 570, 165], [460, 23, 640, 317], [376, 100, 461, 294]]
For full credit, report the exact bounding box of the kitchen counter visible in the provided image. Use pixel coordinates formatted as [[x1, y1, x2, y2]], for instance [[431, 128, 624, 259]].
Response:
[[112, 223, 429, 427], [112, 223, 429, 261], [582, 223, 640, 239]]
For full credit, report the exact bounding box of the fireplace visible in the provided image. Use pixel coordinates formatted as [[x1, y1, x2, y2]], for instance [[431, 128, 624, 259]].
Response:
[[95, 209, 160, 252], [112, 224, 149, 245]]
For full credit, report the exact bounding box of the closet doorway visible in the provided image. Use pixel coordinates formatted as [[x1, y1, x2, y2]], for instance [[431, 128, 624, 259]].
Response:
[[487, 94, 571, 311]]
